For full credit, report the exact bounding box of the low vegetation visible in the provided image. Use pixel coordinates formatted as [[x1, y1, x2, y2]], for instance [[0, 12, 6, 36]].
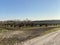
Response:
[[0, 20, 60, 45]]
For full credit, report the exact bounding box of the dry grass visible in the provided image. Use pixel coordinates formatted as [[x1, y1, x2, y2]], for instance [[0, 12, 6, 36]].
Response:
[[0, 27, 60, 45]]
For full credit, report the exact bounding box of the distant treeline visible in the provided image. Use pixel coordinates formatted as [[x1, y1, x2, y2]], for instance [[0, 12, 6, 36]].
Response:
[[0, 20, 60, 29]]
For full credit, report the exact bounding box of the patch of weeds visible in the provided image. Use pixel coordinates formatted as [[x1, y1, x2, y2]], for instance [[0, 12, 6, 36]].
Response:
[[0, 38, 22, 45]]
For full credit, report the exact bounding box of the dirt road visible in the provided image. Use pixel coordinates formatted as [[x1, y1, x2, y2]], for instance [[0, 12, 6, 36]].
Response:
[[22, 30, 60, 45]]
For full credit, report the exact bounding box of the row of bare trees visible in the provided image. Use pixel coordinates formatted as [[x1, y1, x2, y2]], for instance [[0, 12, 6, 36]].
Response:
[[0, 20, 59, 29]]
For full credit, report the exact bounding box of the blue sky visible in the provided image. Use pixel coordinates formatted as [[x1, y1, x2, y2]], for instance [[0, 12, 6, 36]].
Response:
[[0, 0, 60, 21]]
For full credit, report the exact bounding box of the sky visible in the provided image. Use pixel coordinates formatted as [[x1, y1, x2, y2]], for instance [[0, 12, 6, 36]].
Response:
[[0, 0, 60, 21]]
